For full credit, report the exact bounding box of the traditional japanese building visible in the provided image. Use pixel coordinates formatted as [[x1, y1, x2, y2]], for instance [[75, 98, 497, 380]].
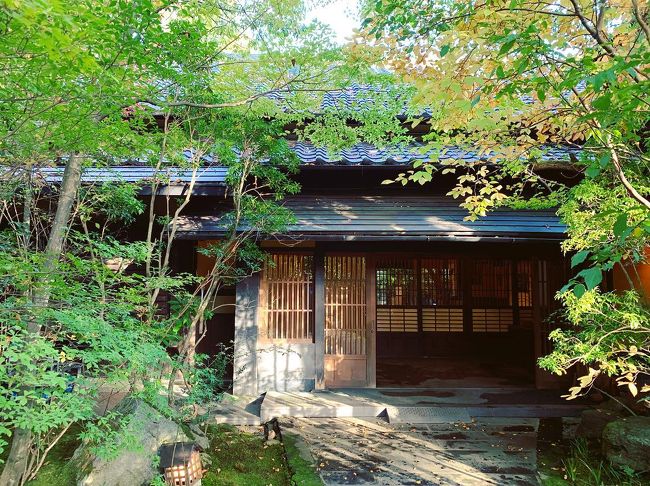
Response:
[[36, 87, 585, 395]]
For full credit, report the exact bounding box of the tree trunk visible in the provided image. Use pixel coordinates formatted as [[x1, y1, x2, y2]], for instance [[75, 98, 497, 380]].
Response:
[[0, 154, 83, 486]]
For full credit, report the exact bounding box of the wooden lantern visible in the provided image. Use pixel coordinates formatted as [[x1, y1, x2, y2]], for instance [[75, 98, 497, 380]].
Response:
[[159, 442, 203, 486]]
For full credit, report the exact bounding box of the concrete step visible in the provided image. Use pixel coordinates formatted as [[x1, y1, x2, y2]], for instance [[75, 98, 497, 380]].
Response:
[[386, 406, 471, 424], [261, 391, 387, 422], [261, 390, 585, 422], [203, 394, 262, 426]]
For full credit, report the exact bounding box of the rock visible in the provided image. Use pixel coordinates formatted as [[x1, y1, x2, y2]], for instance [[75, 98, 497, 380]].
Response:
[[73, 398, 189, 486], [188, 423, 210, 450], [602, 416, 650, 472], [575, 407, 624, 439], [193, 433, 210, 451], [200, 452, 213, 467], [264, 418, 282, 442]]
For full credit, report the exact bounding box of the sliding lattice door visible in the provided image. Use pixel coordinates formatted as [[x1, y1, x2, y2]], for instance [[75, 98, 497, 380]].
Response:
[[324, 255, 368, 387]]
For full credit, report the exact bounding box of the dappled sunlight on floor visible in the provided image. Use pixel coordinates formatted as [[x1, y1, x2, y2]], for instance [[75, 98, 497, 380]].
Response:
[[281, 416, 540, 485]]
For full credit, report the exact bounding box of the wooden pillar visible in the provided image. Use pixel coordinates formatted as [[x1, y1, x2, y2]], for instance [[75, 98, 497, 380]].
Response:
[[314, 251, 325, 389], [511, 258, 520, 327], [462, 256, 473, 334], [532, 257, 554, 388], [415, 257, 424, 356], [366, 254, 377, 388]]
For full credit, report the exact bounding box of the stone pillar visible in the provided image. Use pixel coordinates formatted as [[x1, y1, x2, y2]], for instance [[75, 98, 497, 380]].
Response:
[[233, 274, 260, 396]]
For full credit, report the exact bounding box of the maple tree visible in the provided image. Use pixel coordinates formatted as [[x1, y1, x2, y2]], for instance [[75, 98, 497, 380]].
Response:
[[360, 0, 649, 397]]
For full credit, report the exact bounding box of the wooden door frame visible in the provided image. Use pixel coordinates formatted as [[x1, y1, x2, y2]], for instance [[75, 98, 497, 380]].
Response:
[[315, 251, 375, 389], [366, 253, 377, 388]]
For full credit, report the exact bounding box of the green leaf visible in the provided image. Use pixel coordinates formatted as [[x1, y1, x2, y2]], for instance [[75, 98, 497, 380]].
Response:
[[578, 267, 602, 290], [599, 153, 611, 168], [571, 250, 589, 268], [585, 164, 600, 178], [613, 213, 628, 237], [592, 95, 611, 110], [499, 39, 516, 56], [573, 283, 586, 298], [440, 44, 450, 57]]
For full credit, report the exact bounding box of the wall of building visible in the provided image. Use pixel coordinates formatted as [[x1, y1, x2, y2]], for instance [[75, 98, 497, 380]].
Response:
[[233, 274, 316, 396]]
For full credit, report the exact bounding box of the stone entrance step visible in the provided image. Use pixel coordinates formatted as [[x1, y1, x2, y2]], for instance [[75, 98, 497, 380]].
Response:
[[386, 406, 472, 424], [261, 389, 586, 423], [204, 394, 262, 426], [261, 390, 387, 422]]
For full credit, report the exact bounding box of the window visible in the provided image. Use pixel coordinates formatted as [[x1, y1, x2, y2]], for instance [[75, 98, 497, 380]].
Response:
[[260, 253, 314, 341], [376, 258, 418, 332], [471, 259, 512, 332], [421, 258, 463, 332], [376, 256, 535, 334]]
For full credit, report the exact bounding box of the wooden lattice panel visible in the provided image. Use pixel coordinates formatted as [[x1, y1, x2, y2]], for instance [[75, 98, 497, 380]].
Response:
[[261, 253, 314, 341], [376, 307, 419, 332], [325, 256, 367, 355], [422, 308, 464, 332], [376, 257, 418, 333], [471, 308, 513, 332], [421, 258, 462, 306]]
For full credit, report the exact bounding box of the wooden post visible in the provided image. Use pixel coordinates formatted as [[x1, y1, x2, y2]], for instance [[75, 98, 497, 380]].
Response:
[[366, 254, 377, 388], [314, 251, 325, 389], [511, 259, 521, 327], [415, 257, 424, 356], [462, 256, 473, 334], [531, 257, 547, 388]]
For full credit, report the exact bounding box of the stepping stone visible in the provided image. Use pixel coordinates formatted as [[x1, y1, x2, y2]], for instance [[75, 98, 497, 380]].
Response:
[[386, 406, 471, 424], [205, 396, 262, 425]]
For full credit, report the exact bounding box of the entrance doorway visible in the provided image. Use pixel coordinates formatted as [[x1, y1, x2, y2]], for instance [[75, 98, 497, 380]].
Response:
[[374, 255, 537, 388], [324, 255, 372, 387]]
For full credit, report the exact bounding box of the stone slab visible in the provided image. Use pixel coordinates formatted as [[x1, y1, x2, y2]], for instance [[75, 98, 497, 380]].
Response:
[[204, 395, 262, 426], [386, 406, 471, 424], [261, 391, 387, 422]]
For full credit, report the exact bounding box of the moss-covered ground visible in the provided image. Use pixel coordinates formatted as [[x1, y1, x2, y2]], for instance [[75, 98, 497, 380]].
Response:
[[3, 422, 322, 486], [201, 424, 322, 486]]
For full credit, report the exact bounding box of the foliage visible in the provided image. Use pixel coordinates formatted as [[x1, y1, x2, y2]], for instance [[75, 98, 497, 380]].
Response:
[[0, 0, 407, 481], [539, 437, 645, 486], [539, 290, 650, 400], [23, 423, 82, 486], [360, 0, 650, 394]]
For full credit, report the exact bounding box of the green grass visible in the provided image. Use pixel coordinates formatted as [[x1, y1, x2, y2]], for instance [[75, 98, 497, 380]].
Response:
[[283, 433, 323, 486], [202, 424, 291, 486], [538, 437, 647, 486]]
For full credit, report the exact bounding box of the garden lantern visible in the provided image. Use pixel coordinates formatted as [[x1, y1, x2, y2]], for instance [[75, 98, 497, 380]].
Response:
[[159, 442, 203, 486]]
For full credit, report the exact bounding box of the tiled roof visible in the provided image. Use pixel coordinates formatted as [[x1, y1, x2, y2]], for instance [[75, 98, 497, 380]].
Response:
[[288, 141, 579, 166], [31, 166, 228, 184], [14, 141, 577, 185], [176, 195, 565, 241]]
